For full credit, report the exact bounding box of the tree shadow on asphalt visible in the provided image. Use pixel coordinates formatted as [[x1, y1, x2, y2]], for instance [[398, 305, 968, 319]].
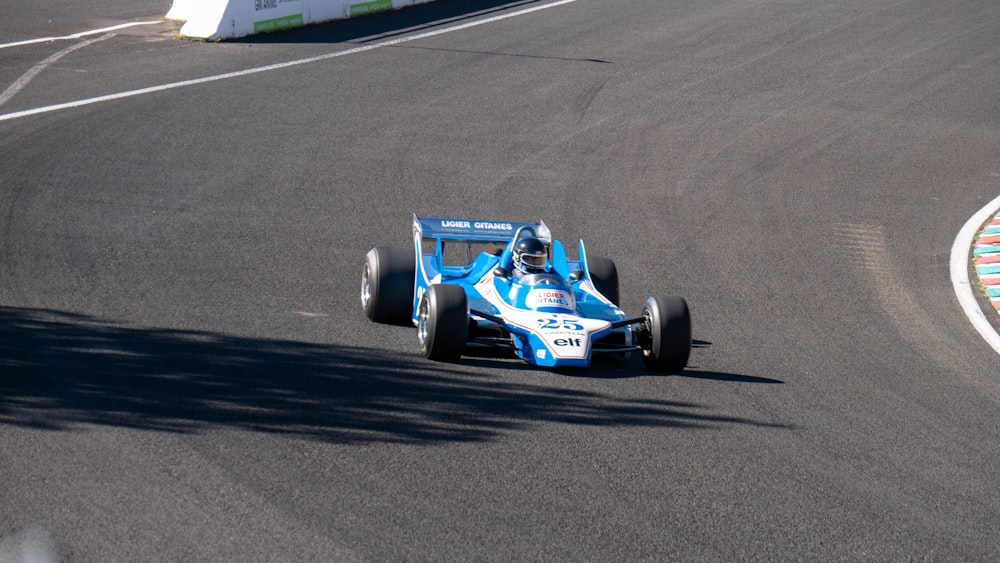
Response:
[[0, 307, 786, 444]]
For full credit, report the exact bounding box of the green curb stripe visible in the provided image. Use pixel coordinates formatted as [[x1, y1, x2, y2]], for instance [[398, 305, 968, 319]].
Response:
[[977, 264, 1000, 275], [351, 0, 393, 16], [254, 13, 304, 33], [975, 211, 1000, 316]]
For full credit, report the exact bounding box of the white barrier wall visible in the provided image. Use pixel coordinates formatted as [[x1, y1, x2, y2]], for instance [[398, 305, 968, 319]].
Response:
[[167, 0, 434, 40]]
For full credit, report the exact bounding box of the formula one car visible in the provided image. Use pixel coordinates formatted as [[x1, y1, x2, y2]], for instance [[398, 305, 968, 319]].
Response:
[[361, 216, 691, 371]]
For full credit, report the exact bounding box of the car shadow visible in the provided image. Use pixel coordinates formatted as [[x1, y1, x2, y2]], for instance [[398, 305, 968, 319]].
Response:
[[676, 371, 784, 384], [1, 307, 786, 444], [465, 339, 783, 384]]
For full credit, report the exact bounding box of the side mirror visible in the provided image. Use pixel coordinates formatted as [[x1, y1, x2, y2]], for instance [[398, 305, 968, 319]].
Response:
[[569, 269, 585, 282], [494, 267, 510, 277]]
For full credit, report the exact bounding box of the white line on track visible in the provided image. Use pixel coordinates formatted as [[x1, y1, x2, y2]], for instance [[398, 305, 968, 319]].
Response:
[[0, 20, 162, 49], [950, 193, 1000, 356], [0, 33, 114, 108], [0, 0, 576, 123]]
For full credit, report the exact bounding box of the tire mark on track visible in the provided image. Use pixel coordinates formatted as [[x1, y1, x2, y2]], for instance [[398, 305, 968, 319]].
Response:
[[835, 223, 998, 399], [834, 223, 934, 344]]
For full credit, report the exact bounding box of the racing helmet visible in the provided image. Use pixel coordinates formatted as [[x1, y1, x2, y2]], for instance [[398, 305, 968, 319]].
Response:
[[513, 236, 548, 275]]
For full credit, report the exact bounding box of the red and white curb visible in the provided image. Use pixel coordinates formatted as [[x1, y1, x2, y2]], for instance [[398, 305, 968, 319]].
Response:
[[951, 194, 1000, 356]]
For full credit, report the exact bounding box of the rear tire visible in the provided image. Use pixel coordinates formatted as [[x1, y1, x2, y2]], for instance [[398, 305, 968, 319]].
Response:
[[362, 246, 415, 324], [640, 295, 691, 372], [588, 255, 620, 306], [418, 284, 468, 361]]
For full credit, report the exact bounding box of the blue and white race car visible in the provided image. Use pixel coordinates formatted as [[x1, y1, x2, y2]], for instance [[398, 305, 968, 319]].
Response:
[[362, 216, 691, 371]]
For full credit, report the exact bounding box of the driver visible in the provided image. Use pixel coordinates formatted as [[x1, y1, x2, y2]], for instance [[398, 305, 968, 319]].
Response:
[[511, 236, 548, 279]]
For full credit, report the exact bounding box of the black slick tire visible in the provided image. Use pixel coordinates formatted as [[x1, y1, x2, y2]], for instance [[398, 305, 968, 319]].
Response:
[[418, 284, 468, 361], [362, 246, 415, 324], [641, 295, 691, 372]]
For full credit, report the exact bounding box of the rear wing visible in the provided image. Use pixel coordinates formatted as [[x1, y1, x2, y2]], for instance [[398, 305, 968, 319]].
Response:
[[413, 215, 551, 244]]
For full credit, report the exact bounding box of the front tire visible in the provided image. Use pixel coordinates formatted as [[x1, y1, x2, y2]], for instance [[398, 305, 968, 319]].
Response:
[[362, 246, 415, 323], [588, 255, 620, 306], [418, 284, 468, 361], [640, 295, 691, 372]]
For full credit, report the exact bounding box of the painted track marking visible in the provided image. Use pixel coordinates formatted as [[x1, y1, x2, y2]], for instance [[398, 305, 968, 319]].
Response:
[[0, 0, 576, 123], [0, 21, 162, 49], [0, 33, 114, 108]]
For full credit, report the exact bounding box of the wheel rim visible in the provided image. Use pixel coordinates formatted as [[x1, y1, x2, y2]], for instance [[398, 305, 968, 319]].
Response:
[[361, 263, 371, 308], [640, 308, 653, 358], [417, 296, 430, 347]]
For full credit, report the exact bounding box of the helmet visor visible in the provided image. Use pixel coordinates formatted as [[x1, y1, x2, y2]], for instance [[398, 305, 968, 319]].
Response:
[[520, 252, 546, 269]]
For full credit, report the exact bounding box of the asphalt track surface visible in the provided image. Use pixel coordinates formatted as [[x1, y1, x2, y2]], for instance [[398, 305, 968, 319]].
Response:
[[2, 0, 999, 560]]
